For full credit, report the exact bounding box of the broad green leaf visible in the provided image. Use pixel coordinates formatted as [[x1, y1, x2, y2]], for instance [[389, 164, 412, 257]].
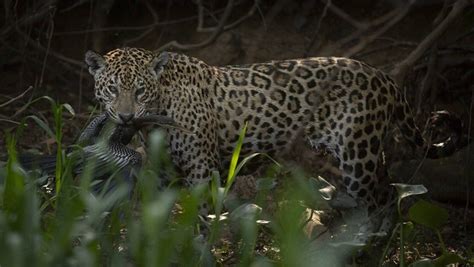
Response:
[[317, 176, 337, 201], [432, 252, 466, 266], [230, 203, 262, 222], [409, 258, 435, 267], [391, 183, 428, 200], [250, 257, 274, 267], [408, 200, 448, 230], [468, 244, 474, 262]]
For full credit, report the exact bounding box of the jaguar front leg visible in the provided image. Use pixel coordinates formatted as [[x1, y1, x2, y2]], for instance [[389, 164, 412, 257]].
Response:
[[167, 116, 221, 222]]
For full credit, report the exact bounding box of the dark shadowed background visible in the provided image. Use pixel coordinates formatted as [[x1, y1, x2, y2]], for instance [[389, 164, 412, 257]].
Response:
[[0, 0, 472, 170], [0, 1, 473, 264], [0, 0, 474, 148]]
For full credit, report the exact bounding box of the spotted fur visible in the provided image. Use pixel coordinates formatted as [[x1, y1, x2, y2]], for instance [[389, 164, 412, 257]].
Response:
[[85, 47, 459, 212]]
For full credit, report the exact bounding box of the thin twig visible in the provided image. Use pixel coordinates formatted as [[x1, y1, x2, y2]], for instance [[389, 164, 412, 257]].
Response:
[[53, 6, 232, 36], [433, 0, 451, 26], [196, 0, 206, 31], [15, 28, 85, 70], [391, 0, 472, 84], [0, 119, 22, 125], [320, 0, 367, 30], [59, 0, 90, 13], [413, 2, 449, 114], [154, 0, 173, 48], [343, 0, 415, 57], [1, 0, 57, 36], [39, 7, 57, 88], [320, 6, 400, 56], [156, 0, 235, 52], [416, 46, 438, 115], [450, 27, 474, 43], [463, 86, 473, 232], [304, 0, 331, 57], [370, 7, 401, 26], [0, 40, 72, 84], [355, 41, 417, 58], [246, 0, 289, 62], [124, 0, 159, 44], [196, 0, 259, 33], [414, 53, 474, 70], [0, 86, 33, 108]]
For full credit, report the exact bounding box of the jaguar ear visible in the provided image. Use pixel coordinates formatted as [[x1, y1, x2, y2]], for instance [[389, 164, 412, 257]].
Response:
[[85, 50, 106, 77], [149, 52, 169, 78]]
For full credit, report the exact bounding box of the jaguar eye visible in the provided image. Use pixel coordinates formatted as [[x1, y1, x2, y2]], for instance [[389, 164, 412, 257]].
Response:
[[136, 87, 145, 96], [108, 86, 118, 96], [135, 87, 145, 101]]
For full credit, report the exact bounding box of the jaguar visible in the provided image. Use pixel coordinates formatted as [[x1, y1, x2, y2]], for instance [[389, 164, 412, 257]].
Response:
[[84, 47, 460, 236]]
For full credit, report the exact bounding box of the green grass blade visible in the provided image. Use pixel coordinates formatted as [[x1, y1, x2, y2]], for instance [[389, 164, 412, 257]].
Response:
[[227, 122, 248, 181], [225, 122, 248, 193], [3, 134, 25, 214], [26, 115, 55, 139]]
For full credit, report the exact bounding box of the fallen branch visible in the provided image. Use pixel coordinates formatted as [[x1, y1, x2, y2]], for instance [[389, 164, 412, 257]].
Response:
[[390, 0, 472, 84]]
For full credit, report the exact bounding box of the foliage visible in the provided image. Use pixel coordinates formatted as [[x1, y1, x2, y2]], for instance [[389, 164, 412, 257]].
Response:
[[0, 99, 472, 266], [380, 183, 474, 267]]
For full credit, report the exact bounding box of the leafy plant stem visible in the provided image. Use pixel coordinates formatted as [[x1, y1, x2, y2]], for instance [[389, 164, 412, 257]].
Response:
[[54, 104, 63, 196], [224, 122, 248, 195], [400, 221, 405, 267], [436, 230, 447, 253], [379, 223, 400, 267]]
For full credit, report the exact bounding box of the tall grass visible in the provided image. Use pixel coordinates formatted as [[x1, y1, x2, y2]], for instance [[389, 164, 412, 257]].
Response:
[[1, 98, 472, 266]]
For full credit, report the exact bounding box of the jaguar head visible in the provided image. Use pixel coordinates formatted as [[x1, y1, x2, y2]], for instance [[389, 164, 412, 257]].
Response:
[[85, 47, 169, 124]]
